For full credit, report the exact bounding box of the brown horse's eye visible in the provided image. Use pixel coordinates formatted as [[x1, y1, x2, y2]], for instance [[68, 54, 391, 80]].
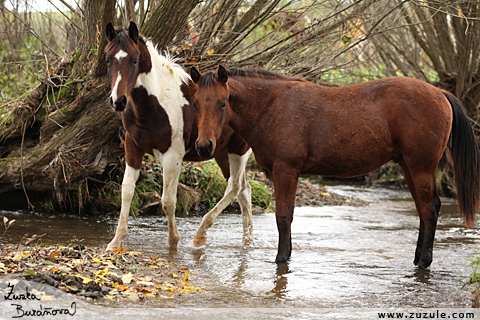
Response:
[[192, 102, 198, 110], [220, 101, 227, 110], [106, 58, 111, 65]]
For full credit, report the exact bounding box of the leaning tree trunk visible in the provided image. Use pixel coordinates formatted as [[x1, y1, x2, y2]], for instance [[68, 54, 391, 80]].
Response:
[[0, 0, 199, 212]]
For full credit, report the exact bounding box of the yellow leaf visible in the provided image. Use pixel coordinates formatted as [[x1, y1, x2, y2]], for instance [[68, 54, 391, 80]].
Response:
[[122, 272, 134, 284], [73, 273, 93, 284], [92, 258, 101, 264], [114, 246, 127, 254], [49, 250, 60, 260], [207, 49, 214, 55]]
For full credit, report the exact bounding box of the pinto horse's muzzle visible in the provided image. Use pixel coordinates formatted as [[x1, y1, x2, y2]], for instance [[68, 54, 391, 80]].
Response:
[[195, 140, 214, 159], [110, 94, 127, 112]]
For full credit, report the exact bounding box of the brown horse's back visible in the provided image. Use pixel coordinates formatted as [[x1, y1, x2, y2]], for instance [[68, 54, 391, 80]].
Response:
[[260, 77, 452, 177]]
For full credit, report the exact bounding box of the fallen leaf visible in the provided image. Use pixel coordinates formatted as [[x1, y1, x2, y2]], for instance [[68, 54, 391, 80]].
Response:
[[49, 250, 60, 260], [122, 272, 134, 284], [115, 284, 129, 291]]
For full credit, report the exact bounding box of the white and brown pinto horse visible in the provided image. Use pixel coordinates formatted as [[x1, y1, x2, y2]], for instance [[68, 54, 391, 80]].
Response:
[[104, 22, 252, 250]]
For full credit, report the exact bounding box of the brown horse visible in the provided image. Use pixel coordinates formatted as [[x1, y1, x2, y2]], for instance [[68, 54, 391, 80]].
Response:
[[190, 65, 480, 268], [104, 22, 252, 251]]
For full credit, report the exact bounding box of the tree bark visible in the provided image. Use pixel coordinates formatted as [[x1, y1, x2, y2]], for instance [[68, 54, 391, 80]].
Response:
[[81, 0, 102, 59], [141, 0, 200, 49], [93, 0, 116, 78]]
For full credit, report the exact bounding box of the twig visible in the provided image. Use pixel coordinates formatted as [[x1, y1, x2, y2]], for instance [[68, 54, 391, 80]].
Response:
[[57, 0, 83, 19], [47, 0, 83, 32], [20, 121, 35, 212]]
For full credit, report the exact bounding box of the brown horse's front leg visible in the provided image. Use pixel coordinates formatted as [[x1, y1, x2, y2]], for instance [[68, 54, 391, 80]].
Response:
[[272, 161, 299, 263]]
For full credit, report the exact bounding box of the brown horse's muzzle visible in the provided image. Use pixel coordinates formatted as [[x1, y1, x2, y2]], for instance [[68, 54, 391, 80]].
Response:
[[110, 94, 127, 112], [195, 139, 214, 159]]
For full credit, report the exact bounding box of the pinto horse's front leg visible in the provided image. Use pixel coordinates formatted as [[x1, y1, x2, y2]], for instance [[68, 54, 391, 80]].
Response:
[[193, 150, 253, 247], [107, 164, 140, 251], [272, 161, 299, 263], [161, 152, 183, 248]]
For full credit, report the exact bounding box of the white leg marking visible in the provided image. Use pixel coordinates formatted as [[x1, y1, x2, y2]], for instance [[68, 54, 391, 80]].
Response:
[[107, 165, 140, 250], [161, 151, 183, 248], [193, 149, 253, 247]]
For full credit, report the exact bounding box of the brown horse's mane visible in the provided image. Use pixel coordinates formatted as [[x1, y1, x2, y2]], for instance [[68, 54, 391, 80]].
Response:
[[105, 27, 147, 53], [198, 67, 304, 87]]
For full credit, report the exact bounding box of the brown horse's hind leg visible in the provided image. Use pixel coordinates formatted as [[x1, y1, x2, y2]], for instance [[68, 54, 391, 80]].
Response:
[[401, 160, 441, 268], [272, 161, 299, 263], [398, 160, 423, 264]]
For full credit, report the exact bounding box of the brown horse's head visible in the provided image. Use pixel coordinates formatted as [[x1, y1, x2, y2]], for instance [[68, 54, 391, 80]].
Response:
[[105, 21, 151, 112], [190, 65, 230, 159]]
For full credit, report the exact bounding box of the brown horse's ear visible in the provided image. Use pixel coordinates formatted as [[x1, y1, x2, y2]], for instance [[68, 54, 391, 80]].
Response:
[[218, 65, 228, 84], [106, 22, 116, 42], [128, 21, 139, 44], [190, 67, 201, 83]]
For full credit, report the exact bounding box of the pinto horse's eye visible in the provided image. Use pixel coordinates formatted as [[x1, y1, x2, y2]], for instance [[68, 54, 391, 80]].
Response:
[[132, 59, 138, 66], [106, 58, 111, 65]]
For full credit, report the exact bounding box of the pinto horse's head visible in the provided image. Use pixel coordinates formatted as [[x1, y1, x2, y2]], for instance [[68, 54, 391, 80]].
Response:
[[190, 65, 230, 159], [105, 21, 150, 112]]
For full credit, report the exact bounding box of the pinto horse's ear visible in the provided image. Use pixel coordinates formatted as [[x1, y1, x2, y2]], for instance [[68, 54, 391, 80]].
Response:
[[128, 21, 139, 44], [218, 65, 228, 84], [190, 67, 201, 83], [106, 22, 116, 42]]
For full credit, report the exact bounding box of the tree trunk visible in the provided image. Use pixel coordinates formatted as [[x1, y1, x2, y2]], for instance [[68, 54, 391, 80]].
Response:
[[141, 0, 200, 48], [93, 0, 116, 78]]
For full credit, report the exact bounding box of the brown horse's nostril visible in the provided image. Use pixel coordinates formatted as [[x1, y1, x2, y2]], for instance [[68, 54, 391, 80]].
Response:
[[114, 94, 127, 112], [196, 140, 214, 159]]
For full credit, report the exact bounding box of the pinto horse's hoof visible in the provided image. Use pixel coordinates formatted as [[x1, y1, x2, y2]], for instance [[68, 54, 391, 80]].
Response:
[[106, 243, 118, 251], [193, 235, 207, 247]]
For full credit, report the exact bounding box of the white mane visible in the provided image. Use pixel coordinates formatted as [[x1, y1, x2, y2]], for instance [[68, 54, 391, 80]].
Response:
[[145, 40, 191, 86]]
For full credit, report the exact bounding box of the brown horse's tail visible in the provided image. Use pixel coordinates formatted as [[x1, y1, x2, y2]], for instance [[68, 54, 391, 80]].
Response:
[[444, 91, 480, 227]]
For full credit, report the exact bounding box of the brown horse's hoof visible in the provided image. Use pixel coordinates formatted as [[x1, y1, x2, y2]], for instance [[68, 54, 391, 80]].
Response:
[[193, 235, 207, 247], [275, 253, 290, 264]]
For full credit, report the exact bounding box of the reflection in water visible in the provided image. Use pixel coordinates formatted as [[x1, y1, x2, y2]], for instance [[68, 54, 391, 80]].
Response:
[[1, 185, 478, 309], [412, 268, 431, 284], [271, 263, 290, 299]]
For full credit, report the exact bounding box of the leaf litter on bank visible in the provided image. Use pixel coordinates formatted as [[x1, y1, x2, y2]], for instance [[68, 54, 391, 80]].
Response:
[[0, 240, 203, 301]]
